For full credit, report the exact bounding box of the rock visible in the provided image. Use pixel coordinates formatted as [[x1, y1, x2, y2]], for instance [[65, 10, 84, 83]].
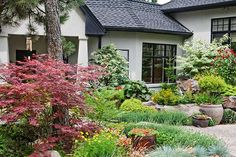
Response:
[[143, 101, 156, 106], [173, 104, 201, 116], [42, 150, 61, 157], [223, 96, 236, 111], [177, 79, 200, 94]]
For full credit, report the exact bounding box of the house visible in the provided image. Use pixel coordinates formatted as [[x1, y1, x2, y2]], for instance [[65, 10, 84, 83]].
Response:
[[0, 0, 236, 86]]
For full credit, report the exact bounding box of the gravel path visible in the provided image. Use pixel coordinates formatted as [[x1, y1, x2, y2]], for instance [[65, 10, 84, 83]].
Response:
[[184, 125, 236, 156]]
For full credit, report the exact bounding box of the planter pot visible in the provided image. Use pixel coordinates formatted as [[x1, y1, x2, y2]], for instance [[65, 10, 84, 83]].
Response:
[[192, 117, 209, 128], [200, 104, 223, 124], [131, 135, 156, 151]]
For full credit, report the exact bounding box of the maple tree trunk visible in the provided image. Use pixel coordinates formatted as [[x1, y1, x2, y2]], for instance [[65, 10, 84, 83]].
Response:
[[45, 0, 63, 60]]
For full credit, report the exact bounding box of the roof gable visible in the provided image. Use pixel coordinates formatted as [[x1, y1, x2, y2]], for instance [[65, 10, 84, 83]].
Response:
[[85, 0, 192, 35]]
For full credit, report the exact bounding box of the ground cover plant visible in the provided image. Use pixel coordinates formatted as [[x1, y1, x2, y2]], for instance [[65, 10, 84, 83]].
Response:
[[115, 111, 191, 125], [124, 122, 219, 148]]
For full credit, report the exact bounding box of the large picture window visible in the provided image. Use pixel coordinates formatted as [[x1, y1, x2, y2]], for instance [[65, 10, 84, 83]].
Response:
[[142, 43, 176, 84], [212, 17, 236, 51]]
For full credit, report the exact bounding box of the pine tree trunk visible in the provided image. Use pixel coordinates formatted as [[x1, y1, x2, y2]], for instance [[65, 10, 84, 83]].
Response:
[[45, 0, 63, 60]]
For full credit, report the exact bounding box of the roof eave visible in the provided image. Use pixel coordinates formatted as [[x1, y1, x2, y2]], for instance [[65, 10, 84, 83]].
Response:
[[105, 26, 193, 36], [162, 1, 236, 13]]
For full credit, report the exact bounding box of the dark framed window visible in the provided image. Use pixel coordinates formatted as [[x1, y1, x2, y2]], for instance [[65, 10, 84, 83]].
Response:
[[142, 43, 176, 84], [211, 17, 236, 51]]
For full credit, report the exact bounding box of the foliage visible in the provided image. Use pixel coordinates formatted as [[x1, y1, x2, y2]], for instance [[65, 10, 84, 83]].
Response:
[[179, 92, 195, 104], [73, 130, 126, 157], [124, 80, 151, 101], [85, 88, 121, 121], [213, 47, 236, 85], [120, 98, 156, 113], [0, 124, 35, 156], [0, 0, 83, 32], [128, 128, 157, 137], [222, 109, 236, 124], [178, 35, 229, 78], [208, 144, 229, 157], [198, 74, 227, 94], [0, 55, 102, 155], [62, 37, 76, 63], [115, 111, 191, 125], [152, 89, 181, 106], [148, 146, 192, 157], [148, 145, 229, 157], [164, 58, 177, 83], [124, 122, 219, 148], [223, 85, 236, 96], [90, 44, 129, 87], [194, 93, 223, 105]]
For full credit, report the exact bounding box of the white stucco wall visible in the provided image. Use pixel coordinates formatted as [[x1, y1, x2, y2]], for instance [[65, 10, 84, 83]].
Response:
[[171, 6, 236, 43], [99, 31, 185, 82]]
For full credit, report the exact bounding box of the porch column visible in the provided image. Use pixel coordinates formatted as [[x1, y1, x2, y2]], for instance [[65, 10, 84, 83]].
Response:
[[77, 37, 88, 66], [0, 34, 9, 64]]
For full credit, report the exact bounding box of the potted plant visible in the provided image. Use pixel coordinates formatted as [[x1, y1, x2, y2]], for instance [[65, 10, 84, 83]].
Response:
[[192, 114, 210, 127], [128, 128, 157, 151]]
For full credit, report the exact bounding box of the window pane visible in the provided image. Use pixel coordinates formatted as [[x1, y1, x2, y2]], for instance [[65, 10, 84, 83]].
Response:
[[154, 45, 164, 57], [231, 24, 236, 31], [143, 43, 153, 56], [153, 58, 163, 83], [213, 25, 217, 32], [166, 45, 175, 57], [142, 57, 153, 83], [231, 33, 236, 51], [231, 18, 236, 25], [218, 19, 223, 25], [212, 33, 225, 41]]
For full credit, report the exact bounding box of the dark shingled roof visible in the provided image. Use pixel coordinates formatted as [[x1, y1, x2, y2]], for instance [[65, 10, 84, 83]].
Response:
[[85, 0, 192, 35], [162, 0, 236, 13]]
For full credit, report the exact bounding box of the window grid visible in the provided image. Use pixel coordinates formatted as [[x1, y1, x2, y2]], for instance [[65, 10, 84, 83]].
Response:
[[142, 43, 176, 84]]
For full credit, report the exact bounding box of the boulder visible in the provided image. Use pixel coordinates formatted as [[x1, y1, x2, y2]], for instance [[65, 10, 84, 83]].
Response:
[[41, 151, 61, 157], [223, 96, 236, 111], [143, 101, 156, 106], [177, 79, 200, 94]]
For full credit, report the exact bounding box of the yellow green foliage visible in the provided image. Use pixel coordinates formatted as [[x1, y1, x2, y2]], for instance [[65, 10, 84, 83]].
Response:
[[120, 98, 156, 112], [152, 89, 180, 106]]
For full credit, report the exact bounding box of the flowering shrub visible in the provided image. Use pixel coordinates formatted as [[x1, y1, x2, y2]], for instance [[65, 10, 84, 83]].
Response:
[[0, 55, 102, 155], [213, 47, 236, 85]]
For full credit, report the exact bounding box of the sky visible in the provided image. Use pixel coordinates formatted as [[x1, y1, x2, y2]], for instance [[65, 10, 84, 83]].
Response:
[[158, 0, 171, 4]]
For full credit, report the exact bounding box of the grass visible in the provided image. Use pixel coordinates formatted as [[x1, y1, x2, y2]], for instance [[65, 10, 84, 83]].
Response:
[[114, 111, 191, 125], [124, 122, 219, 148]]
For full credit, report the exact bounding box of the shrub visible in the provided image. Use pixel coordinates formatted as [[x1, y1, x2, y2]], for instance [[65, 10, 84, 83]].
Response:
[[148, 146, 192, 157], [0, 55, 102, 155], [124, 80, 151, 101], [177, 35, 229, 78], [152, 89, 180, 106], [223, 85, 236, 96], [213, 47, 236, 85], [115, 111, 191, 125], [179, 92, 195, 104], [124, 122, 219, 148], [194, 93, 223, 105], [222, 109, 236, 124], [90, 44, 129, 87], [120, 98, 156, 113], [208, 144, 229, 157], [73, 131, 126, 157], [85, 88, 121, 121], [198, 74, 227, 94]]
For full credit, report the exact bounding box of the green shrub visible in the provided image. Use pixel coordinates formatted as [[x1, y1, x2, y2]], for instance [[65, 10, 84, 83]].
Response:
[[208, 144, 229, 157], [223, 85, 236, 96], [152, 89, 180, 106], [120, 98, 156, 113], [179, 92, 195, 104], [115, 111, 191, 125], [124, 80, 151, 101], [148, 146, 192, 157], [85, 89, 121, 121], [222, 109, 236, 124], [124, 122, 219, 148], [194, 93, 223, 105], [90, 44, 129, 87], [198, 74, 227, 94], [0, 125, 34, 157], [73, 131, 126, 157]]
